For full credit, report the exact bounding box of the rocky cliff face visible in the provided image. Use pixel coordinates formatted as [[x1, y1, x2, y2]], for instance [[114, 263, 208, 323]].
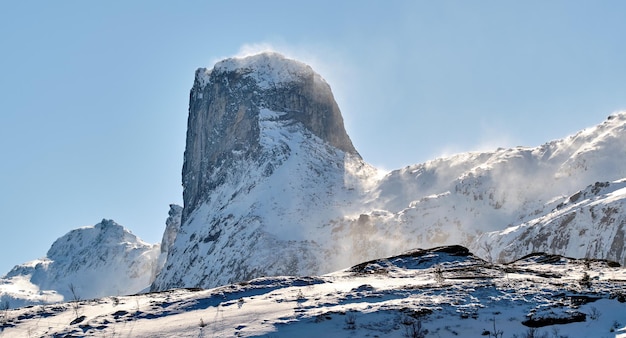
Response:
[[153, 204, 182, 279], [181, 52, 357, 224], [152, 53, 374, 291]]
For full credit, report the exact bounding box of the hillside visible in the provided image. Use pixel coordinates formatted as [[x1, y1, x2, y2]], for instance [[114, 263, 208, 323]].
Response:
[[2, 246, 626, 337]]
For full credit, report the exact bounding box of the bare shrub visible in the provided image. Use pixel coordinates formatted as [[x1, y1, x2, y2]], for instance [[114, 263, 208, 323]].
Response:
[[68, 283, 82, 318], [588, 306, 601, 320], [513, 328, 548, 338], [579, 272, 592, 289], [344, 313, 357, 330], [0, 300, 10, 325], [433, 265, 444, 284], [403, 319, 428, 338], [488, 316, 504, 338]]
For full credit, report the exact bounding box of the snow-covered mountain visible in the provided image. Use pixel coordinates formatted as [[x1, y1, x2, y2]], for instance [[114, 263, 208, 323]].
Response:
[[151, 52, 379, 291], [3, 246, 626, 337], [3, 52, 626, 314], [0, 219, 159, 309], [152, 52, 626, 291]]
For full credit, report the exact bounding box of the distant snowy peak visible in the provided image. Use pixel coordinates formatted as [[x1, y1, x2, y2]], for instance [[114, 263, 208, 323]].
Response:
[[47, 219, 150, 261], [1, 219, 159, 308]]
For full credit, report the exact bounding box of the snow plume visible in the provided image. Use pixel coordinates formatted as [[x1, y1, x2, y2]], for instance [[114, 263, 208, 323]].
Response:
[[233, 42, 351, 83], [215, 42, 353, 92], [235, 42, 278, 58], [434, 119, 519, 160], [329, 112, 626, 271]]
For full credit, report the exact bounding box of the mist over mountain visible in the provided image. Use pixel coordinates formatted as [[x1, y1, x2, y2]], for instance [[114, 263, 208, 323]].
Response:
[[2, 53, 626, 311]]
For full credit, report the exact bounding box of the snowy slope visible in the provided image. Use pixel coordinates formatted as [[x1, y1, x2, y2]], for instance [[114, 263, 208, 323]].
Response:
[[342, 112, 626, 264], [153, 105, 379, 289], [0, 220, 159, 309], [478, 179, 626, 263], [3, 246, 626, 338]]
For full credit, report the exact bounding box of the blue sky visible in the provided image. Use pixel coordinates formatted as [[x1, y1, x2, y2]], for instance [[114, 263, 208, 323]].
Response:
[[1, 1, 625, 274]]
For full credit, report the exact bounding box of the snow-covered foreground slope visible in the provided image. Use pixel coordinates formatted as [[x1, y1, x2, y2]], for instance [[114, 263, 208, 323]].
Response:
[[0, 220, 159, 309], [3, 246, 626, 338]]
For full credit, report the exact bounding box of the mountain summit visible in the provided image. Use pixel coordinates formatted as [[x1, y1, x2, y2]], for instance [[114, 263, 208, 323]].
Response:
[[181, 52, 358, 223], [152, 53, 373, 290]]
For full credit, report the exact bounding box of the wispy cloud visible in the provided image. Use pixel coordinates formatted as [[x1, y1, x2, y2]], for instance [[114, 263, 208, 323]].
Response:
[[434, 119, 520, 159], [234, 42, 277, 58]]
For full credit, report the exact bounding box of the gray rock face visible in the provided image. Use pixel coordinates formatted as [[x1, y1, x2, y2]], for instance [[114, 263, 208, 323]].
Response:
[[160, 204, 183, 255], [152, 204, 182, 281], [182, 52, 357, 223]]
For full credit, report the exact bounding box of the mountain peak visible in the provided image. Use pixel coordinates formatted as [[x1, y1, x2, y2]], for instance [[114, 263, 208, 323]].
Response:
[[152, 54, 370, 290], [181, 53, 358, 223], [156, 54, 626, 291], [197, 52, 318, 90]]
